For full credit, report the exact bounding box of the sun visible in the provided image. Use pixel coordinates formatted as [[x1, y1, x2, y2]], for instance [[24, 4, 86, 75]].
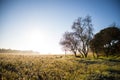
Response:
[[23, 29, 62, 54], [28, 30, 41, 43], [24, 29, 45, 52]]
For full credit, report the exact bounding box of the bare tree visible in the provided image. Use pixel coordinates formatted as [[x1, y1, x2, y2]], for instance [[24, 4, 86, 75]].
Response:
[[60, 32, 78, 57], [72, 16, 93, 57], [60, 16, 93, 58]]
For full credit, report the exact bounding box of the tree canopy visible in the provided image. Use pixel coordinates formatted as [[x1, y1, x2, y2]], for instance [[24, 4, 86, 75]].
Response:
[[90, 25, 120, 57]]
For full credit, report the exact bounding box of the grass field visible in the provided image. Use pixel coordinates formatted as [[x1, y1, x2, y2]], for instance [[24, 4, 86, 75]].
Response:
[[0, 53, 120, 80]]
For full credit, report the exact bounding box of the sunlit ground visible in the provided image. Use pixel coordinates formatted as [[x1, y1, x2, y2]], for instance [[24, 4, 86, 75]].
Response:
[[0, 53, 120, 80]]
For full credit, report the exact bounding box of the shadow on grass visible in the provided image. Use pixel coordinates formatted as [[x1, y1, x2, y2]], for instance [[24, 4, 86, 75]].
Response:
[[98, 56, 120, 62], [79, 57, 120, 64], [106, 69, 120, 74], [76, 59, 102, 65], [108, 59, 120, 62], [75, 57, 120, 80], [87, 73, 119, 80]]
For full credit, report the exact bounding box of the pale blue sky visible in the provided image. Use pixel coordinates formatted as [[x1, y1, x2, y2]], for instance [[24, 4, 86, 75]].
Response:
[[0, 0, 120, 54]]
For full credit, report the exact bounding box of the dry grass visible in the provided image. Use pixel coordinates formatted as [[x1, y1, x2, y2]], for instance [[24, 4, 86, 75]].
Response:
[[0, 53, 120, 80]]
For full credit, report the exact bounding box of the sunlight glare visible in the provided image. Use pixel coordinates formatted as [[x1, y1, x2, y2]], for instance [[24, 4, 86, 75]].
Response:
[[24, 29, 46, 53]]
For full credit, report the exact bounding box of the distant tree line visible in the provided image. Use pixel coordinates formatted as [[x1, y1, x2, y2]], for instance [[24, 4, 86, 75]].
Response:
[[0, 48, 38, 53], [60, 15, 120, 58]]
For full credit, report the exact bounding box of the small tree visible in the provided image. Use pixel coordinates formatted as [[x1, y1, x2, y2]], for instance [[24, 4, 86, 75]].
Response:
[[60, 32, 78, 57], [60, 15, 93, 58], [72, 16, 93, 57]]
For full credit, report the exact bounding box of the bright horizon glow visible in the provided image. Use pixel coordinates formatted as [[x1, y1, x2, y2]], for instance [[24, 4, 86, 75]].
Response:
[[0, 0, 120, 54]]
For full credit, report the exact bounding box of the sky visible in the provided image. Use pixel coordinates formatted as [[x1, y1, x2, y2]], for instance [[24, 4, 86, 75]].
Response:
[[0, 0, 120, 54]]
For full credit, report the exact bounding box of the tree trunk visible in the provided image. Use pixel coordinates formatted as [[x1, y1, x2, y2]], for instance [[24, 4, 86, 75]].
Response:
[[95, 51, 99, 58], [80, 53, 84, 58], [84, 53, 88, 58], [92, 49, 95, 58], [74, 51, 77, 57], [93, 52, 95, 58], [78, 50, 84, 58]]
